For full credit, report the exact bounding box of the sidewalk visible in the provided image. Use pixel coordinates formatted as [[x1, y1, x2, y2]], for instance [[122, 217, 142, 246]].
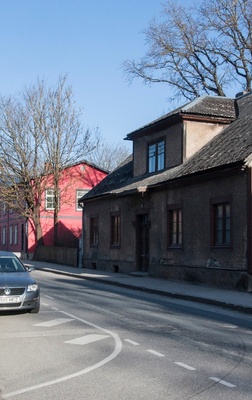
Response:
[[30, 260, 252, 314]]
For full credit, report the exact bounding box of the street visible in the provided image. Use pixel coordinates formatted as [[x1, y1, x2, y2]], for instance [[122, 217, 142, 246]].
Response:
[[0, 270, 252, 400]]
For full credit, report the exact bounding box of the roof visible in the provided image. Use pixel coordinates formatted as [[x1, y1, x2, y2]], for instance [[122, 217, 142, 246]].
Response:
[[125, 95, 236, 140], [80, 155, 133, 201], [180, 95, 236, 118], [81, 92, 252, 202], [62, 159, 109, 174]]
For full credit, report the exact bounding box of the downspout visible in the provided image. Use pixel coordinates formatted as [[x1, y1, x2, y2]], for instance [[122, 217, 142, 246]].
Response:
[[78, 200, 85, 269], [25, 217, 29, 260], [7, 207, 9, 251], [247, 167, 252, 274]]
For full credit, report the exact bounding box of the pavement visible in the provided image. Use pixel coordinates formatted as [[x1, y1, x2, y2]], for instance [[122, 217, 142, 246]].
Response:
[[29, 260, 252, 314]]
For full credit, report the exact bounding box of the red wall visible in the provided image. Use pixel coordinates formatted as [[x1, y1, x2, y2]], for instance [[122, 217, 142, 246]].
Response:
[[0, 162, 107, 256]]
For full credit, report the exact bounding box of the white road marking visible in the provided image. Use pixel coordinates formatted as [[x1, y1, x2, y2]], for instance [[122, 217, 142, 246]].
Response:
[[209, 377, 236, 388], [219, 324, 237, 329], [0, 329, 86, 339], [44, 295, 54, 299], [124, 339, 139, 345], [175, 362, 196, 371], [65, 334, 109, 345], [147, 350, 165, 357], [4, 310, 122, 398], [33, 318, 74, 327]]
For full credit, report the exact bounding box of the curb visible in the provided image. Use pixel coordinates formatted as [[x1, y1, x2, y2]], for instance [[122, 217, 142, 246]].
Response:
[[36, 267, 252, 315]]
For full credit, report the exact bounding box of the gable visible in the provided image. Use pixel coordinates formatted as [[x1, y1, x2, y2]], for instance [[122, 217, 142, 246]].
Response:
[[127, 96, 236, 179], [82, 92, 252, 202]]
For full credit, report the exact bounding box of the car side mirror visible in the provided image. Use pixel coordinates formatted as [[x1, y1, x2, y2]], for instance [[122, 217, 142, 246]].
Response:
[[25, 265, 35, 272]]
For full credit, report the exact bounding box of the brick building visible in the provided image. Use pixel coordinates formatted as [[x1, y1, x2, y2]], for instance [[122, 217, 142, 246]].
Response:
[[80, 92, 252, 291]]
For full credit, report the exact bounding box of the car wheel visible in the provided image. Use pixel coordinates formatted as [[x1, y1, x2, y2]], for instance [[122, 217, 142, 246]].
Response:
[[30, 307, 40, 314]]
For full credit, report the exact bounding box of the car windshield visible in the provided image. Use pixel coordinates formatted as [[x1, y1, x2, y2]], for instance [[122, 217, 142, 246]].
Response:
[[0, 257, 26, 273]]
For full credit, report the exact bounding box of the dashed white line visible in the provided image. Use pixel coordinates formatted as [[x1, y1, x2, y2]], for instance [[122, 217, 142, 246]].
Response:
[[124, 339, 139, 345], [147, 350, 165, 357], [44, 295, 54, 300], [175, 362, 196, 371], [33, 318, 74, 327], [218, 324, 237, 329], [209, 377, 236, 388], [65, 334, 109, 345]]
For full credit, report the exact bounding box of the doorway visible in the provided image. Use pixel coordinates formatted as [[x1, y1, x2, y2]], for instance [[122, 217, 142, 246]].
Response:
[[136, 213, 149, 272]]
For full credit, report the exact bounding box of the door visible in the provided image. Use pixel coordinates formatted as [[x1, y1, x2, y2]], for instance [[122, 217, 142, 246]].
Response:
[[136, 213, 149, 272]]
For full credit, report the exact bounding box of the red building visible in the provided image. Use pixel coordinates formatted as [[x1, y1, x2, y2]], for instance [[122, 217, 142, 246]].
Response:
[[0, 161, 107, 259]]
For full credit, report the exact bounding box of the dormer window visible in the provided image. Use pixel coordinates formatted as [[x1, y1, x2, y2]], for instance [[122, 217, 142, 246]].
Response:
[[148, 139, 165, 173]]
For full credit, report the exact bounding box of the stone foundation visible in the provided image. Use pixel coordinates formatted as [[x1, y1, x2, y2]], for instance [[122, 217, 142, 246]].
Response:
[[149, 264, 252, 292]]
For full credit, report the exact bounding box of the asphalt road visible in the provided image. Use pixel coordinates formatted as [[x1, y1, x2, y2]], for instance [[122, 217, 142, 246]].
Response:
[[1, 270, 252, 400]]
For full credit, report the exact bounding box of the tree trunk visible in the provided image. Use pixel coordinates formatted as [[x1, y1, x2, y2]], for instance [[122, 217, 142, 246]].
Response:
[[54, 216, 59, 247], [36, 222, 44, 247], [34, 204, 44, 247]]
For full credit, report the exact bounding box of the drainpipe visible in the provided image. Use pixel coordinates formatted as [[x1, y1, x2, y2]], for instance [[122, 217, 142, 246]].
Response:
[[6, 207, 9, 252], [247, 168, 252, 274], [78, 200, 85, 269]]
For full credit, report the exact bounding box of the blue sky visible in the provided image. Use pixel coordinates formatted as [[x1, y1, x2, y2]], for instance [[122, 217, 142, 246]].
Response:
[[0, 0, 192, 149]]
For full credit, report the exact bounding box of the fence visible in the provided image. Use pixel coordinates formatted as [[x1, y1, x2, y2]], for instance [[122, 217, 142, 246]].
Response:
[[33, 245, 78, 268]]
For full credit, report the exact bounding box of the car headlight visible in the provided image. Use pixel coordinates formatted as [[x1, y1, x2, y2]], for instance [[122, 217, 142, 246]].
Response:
[[27, 284, 38, 292]]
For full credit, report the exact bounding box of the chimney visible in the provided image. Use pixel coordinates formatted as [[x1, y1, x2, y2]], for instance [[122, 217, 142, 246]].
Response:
[[235, 91, 248, 98]]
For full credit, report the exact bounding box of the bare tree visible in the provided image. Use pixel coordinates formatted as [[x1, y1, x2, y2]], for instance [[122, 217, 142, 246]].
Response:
[[123, 0, 252, 101], [199, 0, 252, 92], [88, 133, 131, 172], [0, 90, 46, 246], [0, 75, 99, 248]]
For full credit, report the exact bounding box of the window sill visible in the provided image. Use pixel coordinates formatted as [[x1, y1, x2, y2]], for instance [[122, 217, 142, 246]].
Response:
[[212, 244, 231, 249]]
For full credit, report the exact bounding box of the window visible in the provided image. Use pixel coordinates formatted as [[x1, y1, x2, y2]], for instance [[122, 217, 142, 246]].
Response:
[[213, 201, 231, 247], [90, 215, 99, 247], [168, 206, 182, 248], [76, 190, 88, 211], [14, 224, 18, 245], [45, 189, 60, 210], [9, 225, 13, 244], [148, 139, 165, 173], [9, 200, 17, 214], [2, 226, 6, 245], [111, 212, 121, 247]]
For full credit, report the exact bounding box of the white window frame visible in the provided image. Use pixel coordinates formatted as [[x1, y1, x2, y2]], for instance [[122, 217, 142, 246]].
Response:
[[76, 190, 88, 211], [9, 225, 13, 244], [45, 189, 60, 210], [2, 226, 6, 245], [14, 224, 18, 245]]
